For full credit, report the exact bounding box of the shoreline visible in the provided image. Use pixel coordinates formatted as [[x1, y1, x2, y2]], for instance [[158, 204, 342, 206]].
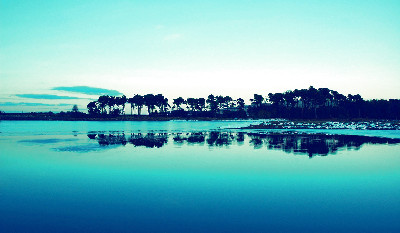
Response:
[[1, 113, 399, 124], [0, 114, 234, 121], [238, 120, 400, 130]]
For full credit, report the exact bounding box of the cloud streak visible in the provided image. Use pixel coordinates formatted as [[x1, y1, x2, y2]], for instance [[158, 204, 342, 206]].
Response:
[[52, 86, 123, 96], [16, 94, 80, 99], [0, 102, 72, 106]]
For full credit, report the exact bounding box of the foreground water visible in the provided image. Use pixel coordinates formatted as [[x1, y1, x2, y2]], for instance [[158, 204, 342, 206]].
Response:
[[1, 121, 400, 232]]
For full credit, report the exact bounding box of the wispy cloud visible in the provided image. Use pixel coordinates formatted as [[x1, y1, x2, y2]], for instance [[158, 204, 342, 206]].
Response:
[[15, 94, 80, 100], [52, 86, 122, 96], [163, 33, 182, 41], [0, 102, 72, 106]]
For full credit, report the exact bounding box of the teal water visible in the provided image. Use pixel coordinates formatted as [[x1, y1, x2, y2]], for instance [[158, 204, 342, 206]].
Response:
[[1, 121, 400, 232]]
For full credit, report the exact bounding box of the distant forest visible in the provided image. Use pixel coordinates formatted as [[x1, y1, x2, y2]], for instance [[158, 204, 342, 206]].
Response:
[[84, 86, 400, 120]]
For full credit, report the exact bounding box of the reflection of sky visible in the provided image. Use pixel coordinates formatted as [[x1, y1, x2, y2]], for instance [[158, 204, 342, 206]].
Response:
[[1, 1, 400, 112], [1, 131, 400, 232]]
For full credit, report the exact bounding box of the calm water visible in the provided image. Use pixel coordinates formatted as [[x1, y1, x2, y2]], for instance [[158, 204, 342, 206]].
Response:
[[1, 121, 400, 232]]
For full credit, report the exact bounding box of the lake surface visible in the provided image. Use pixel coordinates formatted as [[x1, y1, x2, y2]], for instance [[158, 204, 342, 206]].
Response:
[[1, 121, 400, 232]]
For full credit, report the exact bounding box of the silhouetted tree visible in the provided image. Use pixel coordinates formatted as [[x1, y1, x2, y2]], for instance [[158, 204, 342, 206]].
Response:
[[251, 94, 264, 108], [118, 95, 127, 114], [223, 96, 233, 109], [186, 98, 196, 111], [131, 94, 145, 115], [87, 101, 100, 115], [236, 98, 245, 110], [97, 95, 108, 114], [197, 98, 206, 111], [157, 95, 169, 113], [127, 97, 134, 115], [72, 105, 79, 113], [144, 94, 156, 115], [207, 94, 218, 113], [105, 95, 115, 114], [216, 95, 225, 110], [173, 97, 186, 110]]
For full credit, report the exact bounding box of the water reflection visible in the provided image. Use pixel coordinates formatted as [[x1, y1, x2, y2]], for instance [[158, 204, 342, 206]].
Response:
[[19, 138, 79, 144], [129, 133, 168, 148], [86, 131, 400, 157]]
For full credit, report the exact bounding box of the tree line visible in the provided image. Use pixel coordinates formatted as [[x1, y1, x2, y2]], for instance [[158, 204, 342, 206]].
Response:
[[86, 86, 400, 119], [87, 94, 247, 118]]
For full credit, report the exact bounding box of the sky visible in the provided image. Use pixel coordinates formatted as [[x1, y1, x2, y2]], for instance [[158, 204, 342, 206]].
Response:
[[1, 0, 400, 112]]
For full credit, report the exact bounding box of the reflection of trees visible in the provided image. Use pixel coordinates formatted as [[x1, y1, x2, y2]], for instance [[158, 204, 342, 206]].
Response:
[[206, 132, 235, 146], [87, 132, 400, 156], [97, 133, 127, 146], [173, 132, 206, 144], [248, 133, 400, 157], [87, 133, 97, 139], [236, 132, 245, 147], [172, 132, 234, 146], [188, 132, 206, 143], [87, 133, 167, 148], [128, 133, 168, 148]]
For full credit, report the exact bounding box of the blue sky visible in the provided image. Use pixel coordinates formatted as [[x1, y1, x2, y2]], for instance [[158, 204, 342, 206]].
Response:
[[1, 0, 400, 112]]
